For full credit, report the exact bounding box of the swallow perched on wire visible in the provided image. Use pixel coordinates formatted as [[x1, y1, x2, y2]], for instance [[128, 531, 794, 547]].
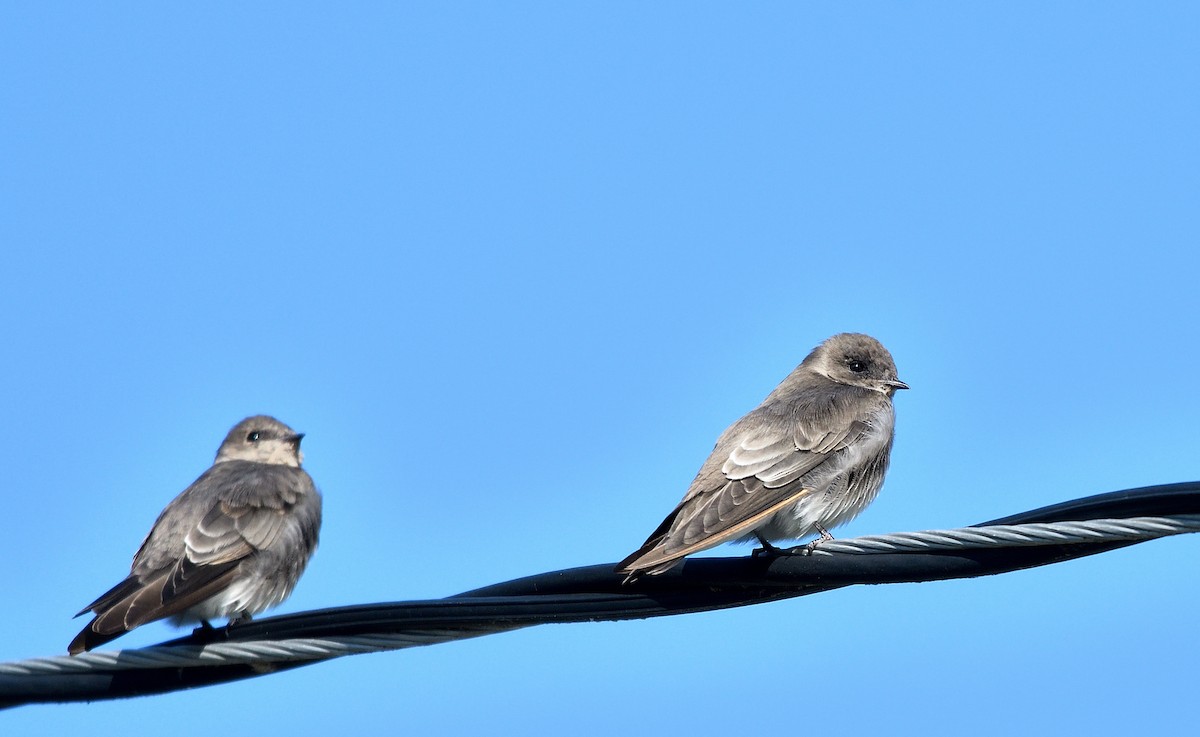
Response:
[[69, 415, 322, 654], [616, 333, 907, 579]]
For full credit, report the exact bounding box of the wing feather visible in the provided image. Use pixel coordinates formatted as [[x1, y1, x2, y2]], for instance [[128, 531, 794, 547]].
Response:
[[69, 462, 313, 654], [618, 397, 879, 576]]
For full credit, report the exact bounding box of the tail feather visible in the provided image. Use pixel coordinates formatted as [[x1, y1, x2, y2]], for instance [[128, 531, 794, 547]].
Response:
[[67, 562, 242, 655]]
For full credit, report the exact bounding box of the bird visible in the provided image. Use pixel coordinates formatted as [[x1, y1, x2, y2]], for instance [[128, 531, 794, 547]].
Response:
[[68, 415, 323, 654], [616, 333, 907, 579]]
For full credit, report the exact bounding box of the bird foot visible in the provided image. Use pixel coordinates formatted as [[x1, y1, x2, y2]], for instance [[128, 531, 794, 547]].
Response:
[[784, 524, 836, 556], [189, 620, 221, 643], [225, 612, 253, 630], [751, 533, 787, 558]]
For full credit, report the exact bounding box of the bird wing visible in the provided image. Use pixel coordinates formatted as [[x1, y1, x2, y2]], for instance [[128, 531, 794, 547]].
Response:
[[617, 408, 870, 575], [182, 497, 290, 567], [143, 467, 298, 618], [70, 464, 306, 653]]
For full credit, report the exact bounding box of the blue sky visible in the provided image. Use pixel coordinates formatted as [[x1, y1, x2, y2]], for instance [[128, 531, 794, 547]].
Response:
[[3, 3, 1198, 734]]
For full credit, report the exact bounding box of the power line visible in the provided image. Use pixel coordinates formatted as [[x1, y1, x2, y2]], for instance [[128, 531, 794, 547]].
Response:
[[3, 481, 1197, 709]]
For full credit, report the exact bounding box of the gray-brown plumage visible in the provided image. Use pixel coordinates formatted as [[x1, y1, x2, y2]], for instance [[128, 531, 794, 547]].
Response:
[[69, 415, 322, 654], [616, 333, 907, 578]]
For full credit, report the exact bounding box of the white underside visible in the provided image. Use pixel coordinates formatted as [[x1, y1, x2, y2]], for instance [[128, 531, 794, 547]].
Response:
[[167, 573, 295, 626]]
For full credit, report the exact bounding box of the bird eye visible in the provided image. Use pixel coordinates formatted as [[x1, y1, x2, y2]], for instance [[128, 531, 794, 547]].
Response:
[[246, 431, 261, 442], [847, 359, 867, 373]]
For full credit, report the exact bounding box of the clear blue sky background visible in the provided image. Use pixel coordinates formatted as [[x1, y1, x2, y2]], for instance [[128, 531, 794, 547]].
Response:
[[3, 3, 1198, 734]]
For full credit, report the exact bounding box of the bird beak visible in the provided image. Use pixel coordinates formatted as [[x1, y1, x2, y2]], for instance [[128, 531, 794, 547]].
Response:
[[290, 432, 306, 446], [884, 379, 910, 391]]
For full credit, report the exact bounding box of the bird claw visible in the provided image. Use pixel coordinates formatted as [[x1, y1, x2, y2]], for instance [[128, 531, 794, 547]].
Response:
[[786, 525, 837, 556], [781, 541, 821, 557], [188, 620, 221, 643], [752, 533, 786, 558], [755, 525, 836, 558], [755, 541, 811, 558]]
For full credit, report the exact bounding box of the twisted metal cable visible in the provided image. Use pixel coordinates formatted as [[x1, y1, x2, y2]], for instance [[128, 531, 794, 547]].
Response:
[[2, 512, 1195, 676], [811, 514, 1200, 554], [0, 629, 503, 676], [3, 481, 1200, 708]]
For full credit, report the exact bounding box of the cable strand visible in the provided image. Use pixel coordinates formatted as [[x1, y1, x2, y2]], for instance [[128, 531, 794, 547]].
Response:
[[4, 480, 1199, 708]]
